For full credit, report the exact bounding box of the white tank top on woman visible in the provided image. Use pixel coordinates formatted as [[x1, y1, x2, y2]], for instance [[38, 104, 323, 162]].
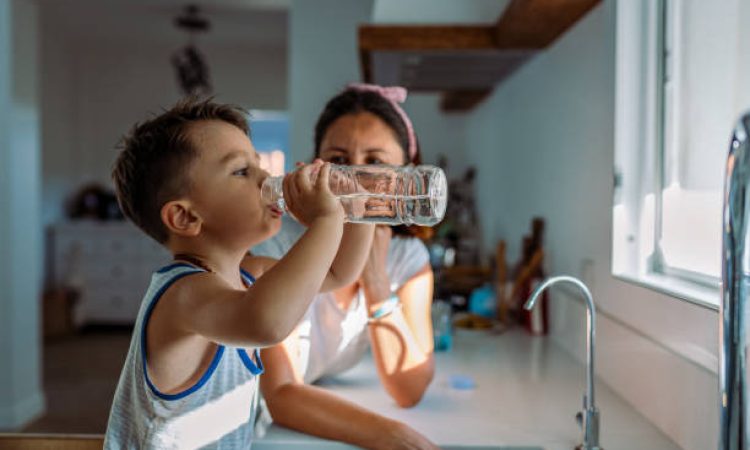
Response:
[[252, 219, 430, 383], [104, 263, 264, 449]]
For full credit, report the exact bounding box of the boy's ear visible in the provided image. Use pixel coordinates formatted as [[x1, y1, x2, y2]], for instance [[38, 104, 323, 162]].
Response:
[[161, 200, 202, 237]]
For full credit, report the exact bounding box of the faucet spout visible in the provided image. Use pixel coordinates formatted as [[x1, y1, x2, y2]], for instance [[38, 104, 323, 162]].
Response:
[[719, 111, 750, 450], [524, 275, 601, 450]]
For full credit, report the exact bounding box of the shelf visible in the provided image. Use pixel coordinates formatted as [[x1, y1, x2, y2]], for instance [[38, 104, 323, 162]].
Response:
[[359, 0, 601, 112]]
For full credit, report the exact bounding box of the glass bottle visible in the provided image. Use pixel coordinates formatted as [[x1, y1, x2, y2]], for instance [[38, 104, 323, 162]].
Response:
[[261, 164, 447, 226]]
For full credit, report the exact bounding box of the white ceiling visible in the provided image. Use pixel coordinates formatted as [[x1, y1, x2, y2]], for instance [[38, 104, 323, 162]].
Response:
[[38, 0, 511, 49], [39, 0, 289, 47], [371, 0, 510, 24]]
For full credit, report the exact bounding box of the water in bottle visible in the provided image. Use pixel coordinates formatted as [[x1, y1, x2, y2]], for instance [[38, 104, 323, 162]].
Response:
[[261, 164, 447, 226]]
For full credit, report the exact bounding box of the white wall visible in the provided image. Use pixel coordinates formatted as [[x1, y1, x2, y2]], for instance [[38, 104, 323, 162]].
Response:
[[287, 0, 469, 182], [465, 2, 717, 449], [403, 93, 469, 177], [0, 0, 45, 430], [288, 0, 374, 165], [372, 0, 508, 25], [40, 15, 288, 227]]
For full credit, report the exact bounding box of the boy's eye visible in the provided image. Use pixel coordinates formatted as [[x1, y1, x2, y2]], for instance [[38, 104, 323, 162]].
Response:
[[365, 157, 383, 165], [232, 167, 249, 176]]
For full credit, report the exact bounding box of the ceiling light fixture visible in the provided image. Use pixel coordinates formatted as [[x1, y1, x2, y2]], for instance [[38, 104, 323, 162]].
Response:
[[171, 5, 212, 96]]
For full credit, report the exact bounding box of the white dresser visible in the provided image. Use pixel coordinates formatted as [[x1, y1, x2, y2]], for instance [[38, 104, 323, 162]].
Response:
[[50, 221, 171, 325]]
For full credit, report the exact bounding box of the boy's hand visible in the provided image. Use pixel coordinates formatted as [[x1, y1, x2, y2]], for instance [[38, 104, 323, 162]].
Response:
[[283, 160, 344, 226]]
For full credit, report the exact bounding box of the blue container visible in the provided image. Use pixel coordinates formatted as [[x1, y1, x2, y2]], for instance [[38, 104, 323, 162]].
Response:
[[468, 284, 496, 318]]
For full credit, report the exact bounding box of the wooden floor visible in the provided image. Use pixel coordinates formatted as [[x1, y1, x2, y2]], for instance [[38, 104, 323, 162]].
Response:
[[0, 433, 104, 450], [21, 326, 132, 434]]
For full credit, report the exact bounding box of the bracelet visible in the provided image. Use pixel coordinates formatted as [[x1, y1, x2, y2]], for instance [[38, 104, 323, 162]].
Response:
[[367, 293, 401, 323]]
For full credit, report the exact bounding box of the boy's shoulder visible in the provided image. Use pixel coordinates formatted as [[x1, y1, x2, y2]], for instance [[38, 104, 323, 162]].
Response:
[[151, 265, 221, 314]]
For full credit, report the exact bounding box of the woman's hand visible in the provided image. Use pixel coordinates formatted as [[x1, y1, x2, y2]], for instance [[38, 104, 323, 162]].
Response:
[[360, 225, 393, 310], [380, 421, 440, 450], [284, 160, 344, 226]]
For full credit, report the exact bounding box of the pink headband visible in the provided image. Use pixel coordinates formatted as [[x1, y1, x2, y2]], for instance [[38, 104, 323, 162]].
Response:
[[346, 83, 417, 162]]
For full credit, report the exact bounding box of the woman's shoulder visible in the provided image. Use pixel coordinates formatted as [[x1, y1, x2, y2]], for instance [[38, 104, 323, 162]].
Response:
[[251, 217, 305, 258], [388, 236, 430, 278], [391, 235, 429, 253]]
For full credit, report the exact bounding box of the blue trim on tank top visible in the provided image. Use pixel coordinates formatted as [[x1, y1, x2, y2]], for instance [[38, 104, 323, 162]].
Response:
[[240, 268, 256, 284], [238, 269, 263, 374], [237, 348, 264, 375], [142, 264, 263, 398], [140, 266, 228, 401], [156, 262, 198, 274]]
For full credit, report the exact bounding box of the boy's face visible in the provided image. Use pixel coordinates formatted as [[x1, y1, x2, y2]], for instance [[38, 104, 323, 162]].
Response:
[[184, 120, 282, 248]]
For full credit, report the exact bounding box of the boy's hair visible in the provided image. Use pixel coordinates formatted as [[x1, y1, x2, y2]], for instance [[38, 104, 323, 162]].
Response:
[[112, 97, 249, 244]]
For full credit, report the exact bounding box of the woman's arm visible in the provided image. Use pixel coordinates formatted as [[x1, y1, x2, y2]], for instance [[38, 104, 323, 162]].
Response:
[[246, 222, 374, 294], [364, 264, 435, 407], [360, 228, 435, 407], [260, 335, 438, 450], [320, 223, 375, 292]]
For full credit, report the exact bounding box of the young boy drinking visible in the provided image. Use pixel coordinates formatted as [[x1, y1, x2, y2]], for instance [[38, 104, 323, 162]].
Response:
[[103, 98, 374, 449]]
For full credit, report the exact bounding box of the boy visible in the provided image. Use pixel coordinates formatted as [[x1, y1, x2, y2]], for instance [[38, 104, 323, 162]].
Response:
[[104, 98, 374, 449]]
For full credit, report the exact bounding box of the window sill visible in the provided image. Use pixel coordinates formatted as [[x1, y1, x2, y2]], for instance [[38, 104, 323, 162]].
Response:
[[613, 271, 719, 311]]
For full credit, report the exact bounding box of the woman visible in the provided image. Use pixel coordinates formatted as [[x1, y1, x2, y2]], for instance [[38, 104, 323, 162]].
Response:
[[253, 84, 438, 450]]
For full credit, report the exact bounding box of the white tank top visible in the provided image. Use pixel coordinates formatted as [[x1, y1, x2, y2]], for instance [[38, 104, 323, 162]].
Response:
[[252, 220, 430, 383], [104, 263, 264, 450]]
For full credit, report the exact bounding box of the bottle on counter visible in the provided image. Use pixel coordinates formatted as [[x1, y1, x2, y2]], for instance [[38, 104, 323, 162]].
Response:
[[431, 299, 453, 351], [261, 164, 448, 226], [522, 274, 549, 336], [519, 218, 548, 335]]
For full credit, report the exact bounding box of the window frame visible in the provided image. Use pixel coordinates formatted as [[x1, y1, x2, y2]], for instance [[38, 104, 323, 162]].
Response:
[[612, 0, 721, 310]]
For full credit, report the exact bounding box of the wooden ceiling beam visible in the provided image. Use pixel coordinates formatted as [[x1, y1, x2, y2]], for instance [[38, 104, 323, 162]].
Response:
[[358, 0, 602, 111], [493, 0, 601, 49], [359, 25, 496, 51], [440, 90, 492, 113], [359, 25, 496, 82]]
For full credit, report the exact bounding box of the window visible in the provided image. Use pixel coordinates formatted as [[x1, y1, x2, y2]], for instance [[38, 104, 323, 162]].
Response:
[[257, 150, 285, 177], [249, 110, 289, 176], [612, 0, 750, 308]]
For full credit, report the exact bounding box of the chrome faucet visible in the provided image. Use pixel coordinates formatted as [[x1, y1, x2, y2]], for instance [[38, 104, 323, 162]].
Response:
[[525, 275, 602, 450], [719, 111, 750, 450]]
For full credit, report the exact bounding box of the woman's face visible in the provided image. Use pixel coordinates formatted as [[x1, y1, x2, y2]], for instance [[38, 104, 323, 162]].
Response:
[[318, 112, 407, 166]]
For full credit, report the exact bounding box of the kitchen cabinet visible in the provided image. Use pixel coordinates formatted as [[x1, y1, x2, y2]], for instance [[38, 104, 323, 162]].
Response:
[[50, 221, 170, 325]]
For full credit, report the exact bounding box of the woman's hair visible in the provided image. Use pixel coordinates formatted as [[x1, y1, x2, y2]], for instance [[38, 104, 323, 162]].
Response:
[[314, 85, 433, 239], [314, 87, 422, 165]]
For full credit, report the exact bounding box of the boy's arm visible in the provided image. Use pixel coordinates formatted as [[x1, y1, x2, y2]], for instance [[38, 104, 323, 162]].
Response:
[[172, 214, 344, 348], [319, 223, 375, 292], [260, 338, 439, 450], [173, 162, 345, 347]]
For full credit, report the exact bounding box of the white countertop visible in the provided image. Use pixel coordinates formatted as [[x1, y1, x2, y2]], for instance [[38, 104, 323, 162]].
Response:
[[254, 328, 681, 450]]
